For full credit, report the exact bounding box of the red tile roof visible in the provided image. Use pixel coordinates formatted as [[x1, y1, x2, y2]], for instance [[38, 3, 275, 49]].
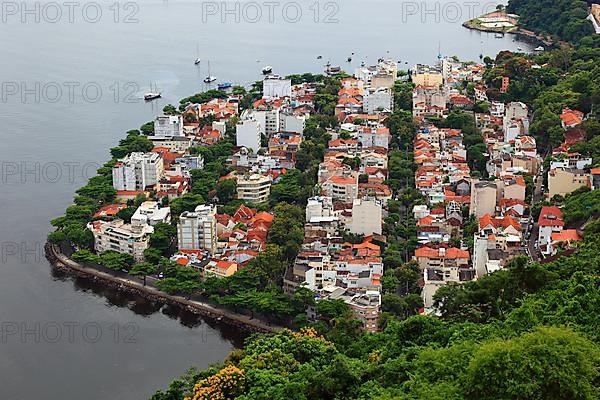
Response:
[[415, 246, 470, 260], [538, 206, 564, 227], [551, 229, 581, 242]]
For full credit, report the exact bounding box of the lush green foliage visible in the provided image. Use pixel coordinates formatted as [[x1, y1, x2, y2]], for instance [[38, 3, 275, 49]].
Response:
[[507, 0, 594, 42], [154, 17, 600, 399]]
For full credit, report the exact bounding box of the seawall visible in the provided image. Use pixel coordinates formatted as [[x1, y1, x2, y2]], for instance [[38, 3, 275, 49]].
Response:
[[45, 243, 282, 334]]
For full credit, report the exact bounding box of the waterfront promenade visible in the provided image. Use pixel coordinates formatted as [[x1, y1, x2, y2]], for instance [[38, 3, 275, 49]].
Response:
[[46, 243, 282, 334]]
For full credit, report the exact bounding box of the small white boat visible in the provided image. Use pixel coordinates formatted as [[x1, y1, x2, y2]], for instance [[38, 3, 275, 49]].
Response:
[[144, 82, 161, 101], [262, 65, 273, 74], [517, 47, 523, 51], [534, 46, 544, 52], [204, 60, 216, 84], [194, 43, 201, 65], [144, 91, 161, 101], [494, 32, 504, 38]]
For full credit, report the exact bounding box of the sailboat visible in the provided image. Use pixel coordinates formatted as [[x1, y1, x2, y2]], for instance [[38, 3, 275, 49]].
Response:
[[144, 82, 161, 101], [204, 61, 217, 84], [194, 43, 201, 65]]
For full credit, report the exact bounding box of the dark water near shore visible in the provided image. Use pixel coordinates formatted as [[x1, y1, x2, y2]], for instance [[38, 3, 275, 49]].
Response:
[[0, 0, 530, 398]]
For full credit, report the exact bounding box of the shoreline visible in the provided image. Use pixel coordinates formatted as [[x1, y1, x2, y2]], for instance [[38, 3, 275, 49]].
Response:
[[45, 242, 282, 334], [462, 20, 554, 48]]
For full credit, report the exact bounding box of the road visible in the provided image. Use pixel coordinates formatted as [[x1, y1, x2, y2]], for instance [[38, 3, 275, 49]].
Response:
[[48, 244, 282, 334], [527, 169, 545, 261]]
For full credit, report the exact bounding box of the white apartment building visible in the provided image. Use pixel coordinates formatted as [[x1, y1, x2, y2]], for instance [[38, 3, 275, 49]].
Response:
[[354, 66, 378, 85], [306, 196, 334, 222], [87, 220, 154, 262], [363, 87, 393, 114], [177, 204, 217, 253], [263, 75, 292, 99], [259, 108, 281, 136], [131, 201, 171, 227], [236, 118, 262, 152], [358, 127, 391, 150], [490, 101, 505, 118], [112, 152, 164, 191], [350, 198, 382, 236], [235, 173, 272, 203], [280, 113, 306, 134], [154, 115, 184, 137]]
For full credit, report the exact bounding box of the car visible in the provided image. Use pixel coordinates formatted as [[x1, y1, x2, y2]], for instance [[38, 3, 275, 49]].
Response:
[[158, 272, 164, 279], [121, 268, 129, 273]]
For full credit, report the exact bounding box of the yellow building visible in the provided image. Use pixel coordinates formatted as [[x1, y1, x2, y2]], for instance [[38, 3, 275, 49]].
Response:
[[204, 260, 238, 278], [412, 64, 443, 87], [547, 167, 590, 199]]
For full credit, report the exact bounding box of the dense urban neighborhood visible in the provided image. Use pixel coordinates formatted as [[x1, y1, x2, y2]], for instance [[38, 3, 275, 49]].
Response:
[[50, 53, 599, 331], [44, 1, 600, 398]]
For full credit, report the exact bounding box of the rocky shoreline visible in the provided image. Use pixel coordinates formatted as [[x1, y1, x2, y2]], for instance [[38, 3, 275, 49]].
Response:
[[45, 242, 281, 334], [462, 20, 554, 48]]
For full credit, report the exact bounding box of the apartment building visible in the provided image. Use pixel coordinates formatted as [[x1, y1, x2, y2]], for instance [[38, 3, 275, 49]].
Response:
[[263, 75, 292, 99], [112, 152, 164, 191], [236, 118, 262, 152], [469, 181, 497, 218], [131, 201, 171, 227], [363, 87, 393, 114], [411, 64, 443, 87], [548, 167, 590, 199], [154, 115, 184, 137], [349, 198, 382, 236], [87, 219, 154, 263], [177, 204, 218, 254], [357, 126, 391, 149], [321, 172, 359, 203], [234, 173, 272, 203]]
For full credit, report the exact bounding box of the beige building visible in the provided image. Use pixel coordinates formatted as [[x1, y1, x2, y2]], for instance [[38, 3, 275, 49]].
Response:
[[371, 73, 395, 89], [148, 136, 192, 152], [411, 65, 443, 87], [470, 180, 497, 218], [234, 173, 272, 203], [500, 177, 526, 202], [548, 167, 590, 199], [203, 260, 238, 278], [349, 198, 382, 236], [321, 172, 359, 203], [87, 219, 154, 263]]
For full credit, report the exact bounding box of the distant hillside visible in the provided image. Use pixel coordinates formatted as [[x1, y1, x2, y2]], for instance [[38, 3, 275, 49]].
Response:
[[507, 0, 595, 41]]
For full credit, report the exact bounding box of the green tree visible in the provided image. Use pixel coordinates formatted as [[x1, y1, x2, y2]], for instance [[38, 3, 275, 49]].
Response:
[[465, 327, 599, 400], [129, 262, 157, 285]]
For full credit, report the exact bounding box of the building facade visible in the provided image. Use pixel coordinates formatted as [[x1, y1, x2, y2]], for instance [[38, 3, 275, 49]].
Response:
[[177, 204, 218, 253]]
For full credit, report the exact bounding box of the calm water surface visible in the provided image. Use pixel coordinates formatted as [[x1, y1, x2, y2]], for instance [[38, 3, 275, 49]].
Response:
[[0, 1, 531, 398]]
